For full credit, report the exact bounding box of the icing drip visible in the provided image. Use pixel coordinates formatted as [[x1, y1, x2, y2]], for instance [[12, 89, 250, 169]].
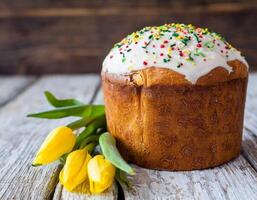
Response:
[[102, 23, 248, 84]]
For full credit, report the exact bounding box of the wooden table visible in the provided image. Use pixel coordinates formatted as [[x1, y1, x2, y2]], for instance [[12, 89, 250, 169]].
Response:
[[1, 74, 257, 200]]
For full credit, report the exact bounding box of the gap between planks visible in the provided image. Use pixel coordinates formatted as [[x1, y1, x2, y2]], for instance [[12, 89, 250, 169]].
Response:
[[0, 75, 106, 199], [0, 76, 37, 107], [241, 72, 257, 172], [0, 3, 254, 18]]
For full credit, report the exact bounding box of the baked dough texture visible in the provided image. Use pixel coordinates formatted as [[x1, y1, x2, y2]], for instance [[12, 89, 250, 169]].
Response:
[[102, 61, 248, 170]]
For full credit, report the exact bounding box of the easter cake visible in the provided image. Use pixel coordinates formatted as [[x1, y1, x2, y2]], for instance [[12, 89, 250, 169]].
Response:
[[101, 23, 248, 170]]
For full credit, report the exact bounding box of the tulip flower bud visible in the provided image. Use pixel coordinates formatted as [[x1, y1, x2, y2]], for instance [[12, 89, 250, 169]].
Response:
[[87, 155, 116, 194], [59, 149, 92, 191], [32, 126, 76, 166]]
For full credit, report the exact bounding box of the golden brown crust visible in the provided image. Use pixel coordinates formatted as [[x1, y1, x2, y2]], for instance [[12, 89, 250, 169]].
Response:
[[102, 60, 248, 87], [101, 62, 248, 170]]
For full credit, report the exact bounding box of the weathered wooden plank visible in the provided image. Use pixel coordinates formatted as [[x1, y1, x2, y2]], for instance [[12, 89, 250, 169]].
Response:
[[123, 156, 257, 200], [0, 76, 35, 106], [246, 72, 257, 104], [241, 73, 257, 171], [0, 75, 100, 199], [53, 85, 118, 200], [242, 73, 257, 133], [0, 3, 256, 18], [242, 129, 257, 171], [0, 1, 255, 10], [0, 4, 256, 75], [94, 87, 104, 104], [54, 182, 117, 200]]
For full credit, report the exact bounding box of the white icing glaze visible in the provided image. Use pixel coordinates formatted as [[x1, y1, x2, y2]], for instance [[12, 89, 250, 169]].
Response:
[[102, 24, 248, 84]]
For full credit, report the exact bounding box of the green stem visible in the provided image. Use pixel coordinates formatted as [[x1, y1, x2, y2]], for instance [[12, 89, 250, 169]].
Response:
[[76, 115, 106, 145], [67, 117, 94, 130], [84, 142, 97, 154], [79, 135, 100, 149]]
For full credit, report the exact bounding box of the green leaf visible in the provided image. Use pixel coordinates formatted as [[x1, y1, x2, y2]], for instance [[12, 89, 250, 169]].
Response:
[[67, 117, 95, 130], [44, 91, 84, 107], [83, 142, 97, 154], [27, 105, 105, 119], [99, 132, 135, 175]]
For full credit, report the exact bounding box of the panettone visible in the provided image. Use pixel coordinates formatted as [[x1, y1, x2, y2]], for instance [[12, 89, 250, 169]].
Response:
[[101, 24, 248, 170]]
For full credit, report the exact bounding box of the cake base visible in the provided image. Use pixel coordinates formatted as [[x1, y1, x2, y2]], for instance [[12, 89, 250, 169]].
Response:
[[102, 74, 247, 171]]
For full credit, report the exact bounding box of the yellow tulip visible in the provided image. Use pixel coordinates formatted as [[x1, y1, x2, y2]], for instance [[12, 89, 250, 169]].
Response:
[[87, 155, 116, 194], [32, 126, 76, 166], [59, 149, 92, 191]]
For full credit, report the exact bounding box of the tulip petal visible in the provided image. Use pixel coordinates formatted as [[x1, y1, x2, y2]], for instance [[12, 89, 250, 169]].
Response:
[[33, 126, 76, 165], [88, 155, 116, 194], [59, 149, 92, 192]]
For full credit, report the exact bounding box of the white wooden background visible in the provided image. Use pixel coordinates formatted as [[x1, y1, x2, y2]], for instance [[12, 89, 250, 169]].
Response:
[[1, 74, 257, 200]]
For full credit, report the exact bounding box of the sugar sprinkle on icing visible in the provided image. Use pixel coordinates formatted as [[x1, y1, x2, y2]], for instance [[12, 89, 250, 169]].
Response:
[[102, 23, 248, 84]]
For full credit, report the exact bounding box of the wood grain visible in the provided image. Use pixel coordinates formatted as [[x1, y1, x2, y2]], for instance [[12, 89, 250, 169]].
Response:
[[0, 2, 256, 74], [242, 73, 257, 171], [0, 76, 34, 106], [123, 156, 257, 200], [1, 0, 256, 10], [53, 182, 117, 200], [0, 75, 99, 199], [242, 129, 257, 171], [243, 73, 257, 134], [0, 3, 256, 18]]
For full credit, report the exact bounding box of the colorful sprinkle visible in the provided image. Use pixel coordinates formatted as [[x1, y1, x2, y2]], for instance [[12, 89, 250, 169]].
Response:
[[110, 23, 238, 68]]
